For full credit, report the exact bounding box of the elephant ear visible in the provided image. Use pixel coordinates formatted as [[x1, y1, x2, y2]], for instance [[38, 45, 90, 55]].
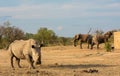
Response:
[[75, 34, 80, 39]]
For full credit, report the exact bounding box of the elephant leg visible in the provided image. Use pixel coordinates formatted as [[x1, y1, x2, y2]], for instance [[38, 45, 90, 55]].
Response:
[[97, 44, 99, 49], [80, 41, 82, 49], [10, 56, 14, 68], [87, 43, 89, 49], [25, 55, 35, 69], [91, 43, 94, 49], [15, 57, 21, 68]]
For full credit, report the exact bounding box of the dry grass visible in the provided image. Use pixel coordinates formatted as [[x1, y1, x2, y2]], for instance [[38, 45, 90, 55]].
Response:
[[0, 45, 120, 76]]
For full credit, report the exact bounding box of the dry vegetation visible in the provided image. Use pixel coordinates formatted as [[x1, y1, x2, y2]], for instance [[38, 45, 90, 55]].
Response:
[[0, 45, 120, 76]]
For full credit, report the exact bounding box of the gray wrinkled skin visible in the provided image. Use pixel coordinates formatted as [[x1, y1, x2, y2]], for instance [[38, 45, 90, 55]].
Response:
[[8, 39, 42, 69], [74, 34, 93, 49], [91, 31, 113, 49]]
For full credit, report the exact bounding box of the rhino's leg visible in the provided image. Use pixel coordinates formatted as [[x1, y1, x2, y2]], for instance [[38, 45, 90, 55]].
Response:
[[15, 57, 21, 68], [25, 55, 35, 69], [10, 56, 14, 68]]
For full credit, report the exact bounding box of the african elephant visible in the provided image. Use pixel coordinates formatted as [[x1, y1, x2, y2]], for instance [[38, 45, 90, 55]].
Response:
[[8, 39, 43, 69], [74, 34, 93, 49], [91, 31, 113, 49]]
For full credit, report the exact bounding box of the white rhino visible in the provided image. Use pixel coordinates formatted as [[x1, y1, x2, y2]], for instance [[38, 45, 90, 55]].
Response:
[[8, 39, 43, 69]]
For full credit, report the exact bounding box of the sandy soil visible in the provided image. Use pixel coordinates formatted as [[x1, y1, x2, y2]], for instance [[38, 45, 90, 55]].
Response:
[[0, 45, 120, 76]]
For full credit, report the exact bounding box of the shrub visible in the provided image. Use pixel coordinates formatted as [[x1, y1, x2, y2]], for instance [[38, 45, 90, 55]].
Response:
[[105, 42, 112, 52]]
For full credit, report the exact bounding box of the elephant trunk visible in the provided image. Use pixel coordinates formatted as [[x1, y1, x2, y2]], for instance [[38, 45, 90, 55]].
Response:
[[74, 39, 77, 47]]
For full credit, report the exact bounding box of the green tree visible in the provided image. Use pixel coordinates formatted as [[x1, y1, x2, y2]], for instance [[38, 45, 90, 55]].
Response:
[[35, 27, 57, 46], [58, 37, 73, 46], [25, 33, 34, 39]]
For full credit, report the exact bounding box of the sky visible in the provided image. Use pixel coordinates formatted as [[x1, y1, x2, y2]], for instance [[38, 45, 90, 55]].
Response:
[[0, 0, 120, 37]]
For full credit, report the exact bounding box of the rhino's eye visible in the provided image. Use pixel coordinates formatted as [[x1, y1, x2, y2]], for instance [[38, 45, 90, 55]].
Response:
[[32, 45, 35, 48]]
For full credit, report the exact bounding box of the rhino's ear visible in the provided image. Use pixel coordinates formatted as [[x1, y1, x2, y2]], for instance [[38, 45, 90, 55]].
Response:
[[32, 45, 35, 48]]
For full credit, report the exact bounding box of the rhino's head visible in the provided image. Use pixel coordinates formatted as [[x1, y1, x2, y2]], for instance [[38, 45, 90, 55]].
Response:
[[30, 39, 43, 65]]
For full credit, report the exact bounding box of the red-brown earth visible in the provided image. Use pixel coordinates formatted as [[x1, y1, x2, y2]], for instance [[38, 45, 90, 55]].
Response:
[[0, 45, 120, 76]]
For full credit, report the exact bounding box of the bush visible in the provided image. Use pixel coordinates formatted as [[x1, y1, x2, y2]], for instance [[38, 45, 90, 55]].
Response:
[[105, 42, 112, 52]]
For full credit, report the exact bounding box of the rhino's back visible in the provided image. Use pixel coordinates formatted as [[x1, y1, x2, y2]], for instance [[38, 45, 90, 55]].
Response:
[[10, 40, 26, 59]]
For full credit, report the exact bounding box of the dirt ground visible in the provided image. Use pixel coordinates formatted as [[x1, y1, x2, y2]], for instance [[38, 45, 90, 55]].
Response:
[[0, 45, 120, 76]]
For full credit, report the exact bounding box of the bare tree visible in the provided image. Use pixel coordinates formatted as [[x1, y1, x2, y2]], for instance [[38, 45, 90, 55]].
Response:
[[0, 21, 25, 49]]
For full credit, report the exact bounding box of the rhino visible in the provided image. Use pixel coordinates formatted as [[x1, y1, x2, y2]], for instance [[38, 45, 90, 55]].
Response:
[[8, 39, 43, 69]]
